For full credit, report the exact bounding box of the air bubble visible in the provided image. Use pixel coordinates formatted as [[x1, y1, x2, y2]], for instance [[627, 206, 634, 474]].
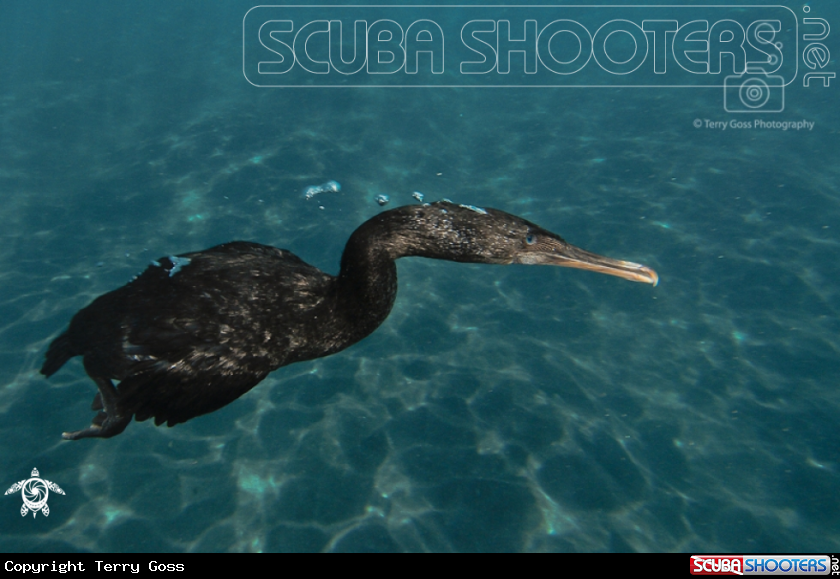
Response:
[[376, 194, 390, 206], [303, 180, 341, 200], [168, 256, 192, 277], [459, 204, 487, 215]]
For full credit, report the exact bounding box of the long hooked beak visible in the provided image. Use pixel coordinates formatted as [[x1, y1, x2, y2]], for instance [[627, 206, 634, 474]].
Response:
[[518, 241, 659, 286]]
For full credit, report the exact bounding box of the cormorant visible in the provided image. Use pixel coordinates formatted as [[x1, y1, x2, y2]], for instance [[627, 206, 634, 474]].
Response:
[[41, 201, 658, 440]]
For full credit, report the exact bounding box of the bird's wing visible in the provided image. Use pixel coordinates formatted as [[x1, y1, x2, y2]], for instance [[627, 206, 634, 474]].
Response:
[[117, 361, 268, 428], [77, 241, 333, 429]]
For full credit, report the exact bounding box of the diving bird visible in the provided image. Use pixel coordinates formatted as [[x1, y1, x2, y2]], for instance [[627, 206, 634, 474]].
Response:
[[41, 201, 658, 440]]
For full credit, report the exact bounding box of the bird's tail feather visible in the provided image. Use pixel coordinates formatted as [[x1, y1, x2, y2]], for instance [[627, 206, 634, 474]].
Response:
[[41, 333, 75, 377]]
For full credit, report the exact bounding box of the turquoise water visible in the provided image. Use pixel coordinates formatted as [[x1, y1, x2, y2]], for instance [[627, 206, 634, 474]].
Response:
[[1, 0, 838, 552]]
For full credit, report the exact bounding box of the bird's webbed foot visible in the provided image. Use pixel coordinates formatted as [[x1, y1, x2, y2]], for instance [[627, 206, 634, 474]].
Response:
[[63, 377, 130, 440]]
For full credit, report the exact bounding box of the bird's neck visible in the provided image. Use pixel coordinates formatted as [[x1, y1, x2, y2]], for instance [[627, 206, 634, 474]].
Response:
[[330, 204, 495, 343], [332, 206, 439, 340], [333, 222, 399, 343]]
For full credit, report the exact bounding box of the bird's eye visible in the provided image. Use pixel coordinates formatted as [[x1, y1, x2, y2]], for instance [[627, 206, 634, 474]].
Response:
[[525, 234, 536, 245]]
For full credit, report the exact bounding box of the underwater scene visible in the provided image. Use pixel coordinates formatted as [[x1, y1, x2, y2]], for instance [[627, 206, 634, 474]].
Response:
[[0, 0, 838, 552]]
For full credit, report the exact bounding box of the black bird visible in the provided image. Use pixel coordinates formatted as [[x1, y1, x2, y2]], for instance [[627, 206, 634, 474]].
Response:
[[41, 201, 658, 440]]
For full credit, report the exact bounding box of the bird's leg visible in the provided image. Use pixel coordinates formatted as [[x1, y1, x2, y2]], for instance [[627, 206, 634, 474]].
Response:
[[63, 376, 130, 440]]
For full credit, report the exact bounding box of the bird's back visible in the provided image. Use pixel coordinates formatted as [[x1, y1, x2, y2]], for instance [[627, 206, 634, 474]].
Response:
[[43, 241, 336, 426]]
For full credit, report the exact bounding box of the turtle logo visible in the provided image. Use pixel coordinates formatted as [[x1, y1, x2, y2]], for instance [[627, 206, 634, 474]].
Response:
[[5, 468, 65, 518]]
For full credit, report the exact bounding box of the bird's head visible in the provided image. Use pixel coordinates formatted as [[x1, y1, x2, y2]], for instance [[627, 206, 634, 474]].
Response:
[[375, 201, 658, 286]]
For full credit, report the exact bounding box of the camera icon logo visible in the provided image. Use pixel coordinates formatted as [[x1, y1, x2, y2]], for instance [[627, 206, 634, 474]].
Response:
[[724, 67, 785, 113]]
